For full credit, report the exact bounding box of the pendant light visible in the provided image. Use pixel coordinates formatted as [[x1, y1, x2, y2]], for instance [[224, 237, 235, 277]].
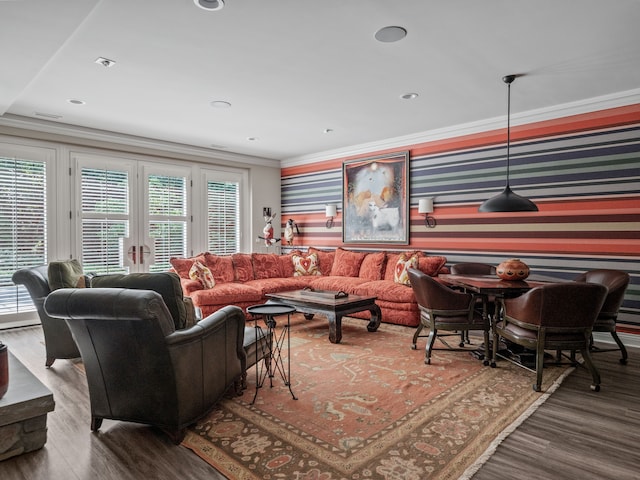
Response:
[[478, 75, 538, 212]]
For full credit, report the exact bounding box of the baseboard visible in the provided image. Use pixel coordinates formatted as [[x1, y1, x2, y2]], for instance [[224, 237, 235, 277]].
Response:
[[593, 332, 640, 349]]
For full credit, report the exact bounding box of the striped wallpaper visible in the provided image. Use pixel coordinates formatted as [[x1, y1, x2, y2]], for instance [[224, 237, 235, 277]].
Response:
[[281, 104, 640, 328]]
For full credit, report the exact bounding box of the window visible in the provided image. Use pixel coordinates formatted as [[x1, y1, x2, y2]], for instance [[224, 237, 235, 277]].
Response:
[[80, 167, 129, 275], [207, 179, 240, 255], [0, 157, 47, 315], [147, 174, 188, 272]]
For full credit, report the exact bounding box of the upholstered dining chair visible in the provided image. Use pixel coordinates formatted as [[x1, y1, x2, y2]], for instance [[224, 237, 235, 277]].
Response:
[[408, 268, 490, 365], [450, 262, 497, 275], [12, 265, 81, 366], [574, 269, 631, 364], [449, 262, 497, 344], [494, 282, 607, 392], [44, 287, 246, 443]]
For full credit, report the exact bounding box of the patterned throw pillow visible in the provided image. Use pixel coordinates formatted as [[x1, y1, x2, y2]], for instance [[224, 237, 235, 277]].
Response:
[[394, 253, 418, 285], [189, 260, 216, 288], [292, 253, 321, 276]]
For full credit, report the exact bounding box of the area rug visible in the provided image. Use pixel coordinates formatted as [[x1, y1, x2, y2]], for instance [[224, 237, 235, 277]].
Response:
[[182, 315, 570, 480]]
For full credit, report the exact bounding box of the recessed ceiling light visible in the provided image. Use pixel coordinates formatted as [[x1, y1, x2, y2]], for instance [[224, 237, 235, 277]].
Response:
[[210, 100, 231, 108], [194, 0, 224, 11], [95, 57, 116, 67], [401, 93, 419, 100], [323, 128, 334, 134], [374, 26, 407, 43], [68, 99, 86, 105], [247, 137, 258, 141]]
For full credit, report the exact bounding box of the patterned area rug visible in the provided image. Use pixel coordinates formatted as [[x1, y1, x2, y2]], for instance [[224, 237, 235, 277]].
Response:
[[182, 315, 570, 479]]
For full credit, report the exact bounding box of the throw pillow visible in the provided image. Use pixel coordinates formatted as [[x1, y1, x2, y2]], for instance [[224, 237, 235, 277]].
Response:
[[394, 253, 418, 285], [170, 254, 206, 279], [418, 255, 448, 277], [292, 253, 321, 276], [48, 259, 84, 291], [189, 260, 216, 288], [330, 248, 367, 277], [308, 247, 335, 276], [358, 251, 387, 280]]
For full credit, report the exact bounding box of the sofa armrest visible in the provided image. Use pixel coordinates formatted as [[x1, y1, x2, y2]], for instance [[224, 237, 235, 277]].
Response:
[[180, 277, 204, 295]]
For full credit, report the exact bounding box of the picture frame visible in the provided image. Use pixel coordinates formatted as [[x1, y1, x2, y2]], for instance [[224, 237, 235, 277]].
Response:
[[342, 151, 409, 244]]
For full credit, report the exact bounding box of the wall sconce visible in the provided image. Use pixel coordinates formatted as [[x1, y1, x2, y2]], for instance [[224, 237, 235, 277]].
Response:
[[325, 204, 337, 229], [418, 198, 436, 228]]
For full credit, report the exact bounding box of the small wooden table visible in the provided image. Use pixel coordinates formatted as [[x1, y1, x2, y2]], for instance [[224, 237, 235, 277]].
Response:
[[266, 290, 382, 344], [0, 352, 55, 461]]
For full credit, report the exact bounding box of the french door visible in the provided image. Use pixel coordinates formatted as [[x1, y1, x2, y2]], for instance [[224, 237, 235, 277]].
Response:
[[75, 153, 191, 274]]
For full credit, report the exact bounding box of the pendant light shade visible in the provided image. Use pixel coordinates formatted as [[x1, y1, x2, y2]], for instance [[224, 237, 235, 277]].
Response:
[[479, 75, 538, 213]]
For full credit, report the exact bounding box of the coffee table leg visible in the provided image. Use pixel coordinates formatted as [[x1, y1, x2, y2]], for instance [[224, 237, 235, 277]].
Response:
[[367, 304, 382, 332], [327, 314, 342, 344]]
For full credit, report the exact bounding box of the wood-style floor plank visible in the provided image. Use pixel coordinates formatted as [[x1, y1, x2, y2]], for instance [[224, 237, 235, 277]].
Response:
[[1, 325, 639, 479], [471, 347, 640, 480]]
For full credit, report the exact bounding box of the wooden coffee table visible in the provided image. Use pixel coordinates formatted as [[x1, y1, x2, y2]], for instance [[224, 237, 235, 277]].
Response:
[[266, 289, 381, 344]]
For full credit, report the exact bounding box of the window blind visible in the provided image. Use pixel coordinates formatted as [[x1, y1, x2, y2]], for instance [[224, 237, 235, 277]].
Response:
[[0, 157, 46, 314], [147, 174, 187, 272], [207, 180, 239, 255], [80, 167, 129, 275]]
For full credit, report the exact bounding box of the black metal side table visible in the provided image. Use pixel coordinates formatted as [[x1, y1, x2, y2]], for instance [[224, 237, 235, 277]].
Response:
[[246, 303, 297, 404]]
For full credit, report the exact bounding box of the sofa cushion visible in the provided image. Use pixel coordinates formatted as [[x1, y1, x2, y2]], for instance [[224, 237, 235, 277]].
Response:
[[189, 260, 216, 288], [292, 253, 321, 276], [394, 253, 418, 285], [170, 254, 206, 279], [278, 251, 300, 277], [358, 251, 386, 280], [384, 252, 418, 281], [91, 272, 189, 329], [48, 259, 85, 291], [232, 253, 254, 282], [308, 247, 335, 276], [203, 253, 235, 283], [252, 253, 283, 279], [418, 255, 447, 277], [309, 275, 369, 293], [189, 282, 262, 306], [353, 280, 416, 303], [330, 248, 367, 277]]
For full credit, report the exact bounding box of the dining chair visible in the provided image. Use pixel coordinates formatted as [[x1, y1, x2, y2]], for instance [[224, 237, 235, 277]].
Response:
[[494, 282, 607, 392], [574, 269, 631, 364], [450, 262, 497, 275], [408, 268, 490, 365], [450, 262, 497, 344]]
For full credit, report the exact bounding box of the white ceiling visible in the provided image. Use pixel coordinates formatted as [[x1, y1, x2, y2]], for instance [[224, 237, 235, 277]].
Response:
[[2, 0, 640, 163]]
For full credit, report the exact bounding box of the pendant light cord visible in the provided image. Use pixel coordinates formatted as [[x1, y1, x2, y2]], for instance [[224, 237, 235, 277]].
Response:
[[505, 80, 511, 188]]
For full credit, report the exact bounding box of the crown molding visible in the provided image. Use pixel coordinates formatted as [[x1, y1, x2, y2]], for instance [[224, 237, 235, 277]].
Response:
[[0, 114, 280, 168], [282, 88, 640, 168]]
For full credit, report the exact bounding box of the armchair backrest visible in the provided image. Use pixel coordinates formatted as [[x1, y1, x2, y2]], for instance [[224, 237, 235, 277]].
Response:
[[574, 269, 630, 318], [91, 272, 191, 329], [408, 268, 473, 311], [450, 262, 496, 275], [12, 265, 51, 306], [504, 283, 607, 329]]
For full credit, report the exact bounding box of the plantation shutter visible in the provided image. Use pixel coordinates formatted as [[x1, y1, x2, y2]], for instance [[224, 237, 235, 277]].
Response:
[[207, 180, 239, 255], [147, 174, 187, 272], [80, 167, 129, 275], [0, 157, 47, 314]]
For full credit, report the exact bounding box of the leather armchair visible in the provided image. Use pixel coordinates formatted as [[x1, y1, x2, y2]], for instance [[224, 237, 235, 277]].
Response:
[[408, 268, 490, 365], [11, 265, 81, 366], [494, 282, 607, 392], [574, 269, 631, 364], [44, 287, 246, 443]]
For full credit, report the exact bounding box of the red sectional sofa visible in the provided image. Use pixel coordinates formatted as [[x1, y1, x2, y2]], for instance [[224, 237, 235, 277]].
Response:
[[169, 247, 448, 328]]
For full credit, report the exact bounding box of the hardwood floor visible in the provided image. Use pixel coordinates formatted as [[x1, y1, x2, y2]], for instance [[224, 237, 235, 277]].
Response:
[[1, 325, 639, 479]]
